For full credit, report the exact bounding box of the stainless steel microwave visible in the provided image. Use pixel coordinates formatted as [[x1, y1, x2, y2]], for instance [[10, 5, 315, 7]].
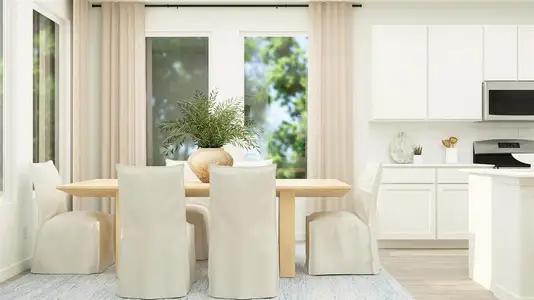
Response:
[[483, 81, 534, 121]]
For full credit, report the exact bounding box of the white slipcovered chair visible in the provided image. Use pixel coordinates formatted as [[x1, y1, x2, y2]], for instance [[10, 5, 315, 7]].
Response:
[[209, 164, 279, 299], [166, 159, 209, 261], [306, 163, 383, 275], [30, 161, 114, 274], [233, 159, 273, 167], [116, 164, 196, 299]]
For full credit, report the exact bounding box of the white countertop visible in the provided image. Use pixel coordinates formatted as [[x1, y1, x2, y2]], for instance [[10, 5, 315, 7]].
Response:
[[461, 168, 534, 178], [384, 163, 494, 168]]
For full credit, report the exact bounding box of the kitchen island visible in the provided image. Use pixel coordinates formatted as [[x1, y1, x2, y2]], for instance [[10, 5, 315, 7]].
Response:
[[464, 169, 534, 300]]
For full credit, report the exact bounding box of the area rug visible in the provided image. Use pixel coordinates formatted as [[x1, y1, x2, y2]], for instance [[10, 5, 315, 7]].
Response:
[[0, 245, 414, 300]]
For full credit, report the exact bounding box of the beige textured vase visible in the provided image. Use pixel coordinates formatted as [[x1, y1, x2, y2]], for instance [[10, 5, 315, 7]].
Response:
[[188, 148, 234, 183]]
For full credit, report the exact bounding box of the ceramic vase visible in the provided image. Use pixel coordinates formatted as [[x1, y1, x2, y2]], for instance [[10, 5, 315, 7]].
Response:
[[390, 132, 413, 164], [188, 148, 234, 183], [413, 155, 423, 165], [445, 148, 458, 164]]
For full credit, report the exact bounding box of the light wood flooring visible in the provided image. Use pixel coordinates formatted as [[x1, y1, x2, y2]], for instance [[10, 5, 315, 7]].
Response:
[[379, 249, 497, 300]]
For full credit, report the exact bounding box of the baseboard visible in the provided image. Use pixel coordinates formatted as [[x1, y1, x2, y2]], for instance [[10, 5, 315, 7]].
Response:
[[378, 239, 468, 249], [295, 236, 467, 248], [0, 258, 31, 283], [494, 285, 534, 300]]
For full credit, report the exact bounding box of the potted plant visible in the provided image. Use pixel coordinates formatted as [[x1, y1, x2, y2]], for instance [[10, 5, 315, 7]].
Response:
[[158, 89, 261, 183], [413, 145, 423, 164], [442, 136, 459, 164]]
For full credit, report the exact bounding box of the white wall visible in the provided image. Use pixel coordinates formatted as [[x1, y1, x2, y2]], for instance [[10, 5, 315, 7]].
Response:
[[34, 0, 73, 20], [0, 0, 71, 283], [353, 3, 534, 171]]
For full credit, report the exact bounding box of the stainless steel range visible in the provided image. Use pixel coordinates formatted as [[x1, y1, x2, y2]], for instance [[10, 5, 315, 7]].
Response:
[[473, 139, 534, 168]]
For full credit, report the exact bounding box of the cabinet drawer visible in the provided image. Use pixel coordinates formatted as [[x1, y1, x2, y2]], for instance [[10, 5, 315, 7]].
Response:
[[437, 168, 469, 184], [382, 168, 435, 184]]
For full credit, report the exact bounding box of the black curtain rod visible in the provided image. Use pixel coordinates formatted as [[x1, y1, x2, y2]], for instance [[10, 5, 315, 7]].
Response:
[[91, 4, 363, 8]]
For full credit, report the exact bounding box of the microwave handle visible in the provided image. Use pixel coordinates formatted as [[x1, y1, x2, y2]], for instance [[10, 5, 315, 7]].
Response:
[[482, 82, 488, 119]]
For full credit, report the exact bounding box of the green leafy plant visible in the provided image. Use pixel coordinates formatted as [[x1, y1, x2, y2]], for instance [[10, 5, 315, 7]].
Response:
[[413, 145, 423, 155], [158, 89, 261, 156]]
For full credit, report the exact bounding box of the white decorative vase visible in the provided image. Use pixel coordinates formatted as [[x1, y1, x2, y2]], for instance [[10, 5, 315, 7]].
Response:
[[413, 155, 423, 165], [188, 148, 234, 183], [390, 132, 413, 164], [445, 148, 458, 164]]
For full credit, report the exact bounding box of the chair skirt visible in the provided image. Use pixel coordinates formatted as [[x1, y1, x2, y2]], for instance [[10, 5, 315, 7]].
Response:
[[186, 200, 209, 260], [306, 211, 380, 275], [31, 211, 114, 274], [117, 223, 196, 299]]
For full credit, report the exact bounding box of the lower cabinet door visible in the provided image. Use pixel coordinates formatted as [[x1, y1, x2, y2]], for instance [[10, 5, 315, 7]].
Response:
[[437, 184, 469, 239], [377, 184, 436, 239]]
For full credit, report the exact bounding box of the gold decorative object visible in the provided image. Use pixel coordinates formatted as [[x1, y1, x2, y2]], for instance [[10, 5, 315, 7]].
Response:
[[442, 136, 458, 148], [449, 137, 458, 148]]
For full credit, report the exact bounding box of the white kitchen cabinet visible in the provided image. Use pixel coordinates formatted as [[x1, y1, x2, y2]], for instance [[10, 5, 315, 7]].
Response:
[[428, 26, 483, 120], [377, 165, 494, 245], [484, 26, 518, 81], [381, 167, 435, 184], [437, 184, 469, 239], [518, 26, 534, 80], [371, 26, 427, 120], [377, 184, 436, 240]]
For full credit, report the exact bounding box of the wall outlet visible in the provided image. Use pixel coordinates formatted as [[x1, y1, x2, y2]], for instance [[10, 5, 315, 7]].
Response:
[[22, 226, 29, 239]]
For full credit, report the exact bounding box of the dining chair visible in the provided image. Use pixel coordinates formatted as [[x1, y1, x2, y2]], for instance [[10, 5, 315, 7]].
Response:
[[305, 163, 383, 275], [166, 159, 209, 261], [30, 160, 114, 274], [116, 165, 196, 299], [208, 164, 279, 299], [233, 159, 279, 232], [233, 159, 273, 166]]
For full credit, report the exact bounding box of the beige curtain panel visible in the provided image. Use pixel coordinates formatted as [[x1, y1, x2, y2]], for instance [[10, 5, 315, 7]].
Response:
[[307, 2, 355, 213], [97, 2, 147, 213], [72, 0, 91, 211]]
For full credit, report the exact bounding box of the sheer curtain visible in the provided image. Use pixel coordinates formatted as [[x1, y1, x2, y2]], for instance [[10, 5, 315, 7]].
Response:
[[99, 2, 147, 213], [307, 1, 355, 213], [73, 2, 146, 213], [72, 0, 91, 211]]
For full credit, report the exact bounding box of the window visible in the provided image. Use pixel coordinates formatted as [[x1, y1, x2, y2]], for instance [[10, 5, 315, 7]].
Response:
[[146, 37, 209, 166], [145, 8, 308, 173], [244, 37, 308, 179], [33, 11, 59, 166]]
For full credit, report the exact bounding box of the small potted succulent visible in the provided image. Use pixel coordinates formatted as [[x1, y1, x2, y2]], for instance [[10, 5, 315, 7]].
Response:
[[412, 145, 423, 164]]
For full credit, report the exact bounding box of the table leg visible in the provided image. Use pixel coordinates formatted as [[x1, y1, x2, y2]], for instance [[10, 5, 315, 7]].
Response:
[[279, 191, 296, 278], [115, 192, 120, 277]]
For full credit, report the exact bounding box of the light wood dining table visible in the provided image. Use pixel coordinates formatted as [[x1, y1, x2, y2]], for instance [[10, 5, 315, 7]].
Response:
[[57, 178, 351, 278]]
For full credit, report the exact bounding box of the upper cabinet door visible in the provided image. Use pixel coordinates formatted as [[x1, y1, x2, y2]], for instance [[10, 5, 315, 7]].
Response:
[[428, 26, 483, 120], [519, 26, 534, 80], [484, 26, 518, 81], [371, 26, 428, 120]]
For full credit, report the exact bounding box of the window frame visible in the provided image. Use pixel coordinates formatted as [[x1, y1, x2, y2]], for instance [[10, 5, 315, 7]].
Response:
[[0, 0, 6, 200], [31, 3, 71, 183]]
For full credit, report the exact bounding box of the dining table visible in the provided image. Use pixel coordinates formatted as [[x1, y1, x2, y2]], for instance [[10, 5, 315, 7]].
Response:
[[57, 178, 351, 278]]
